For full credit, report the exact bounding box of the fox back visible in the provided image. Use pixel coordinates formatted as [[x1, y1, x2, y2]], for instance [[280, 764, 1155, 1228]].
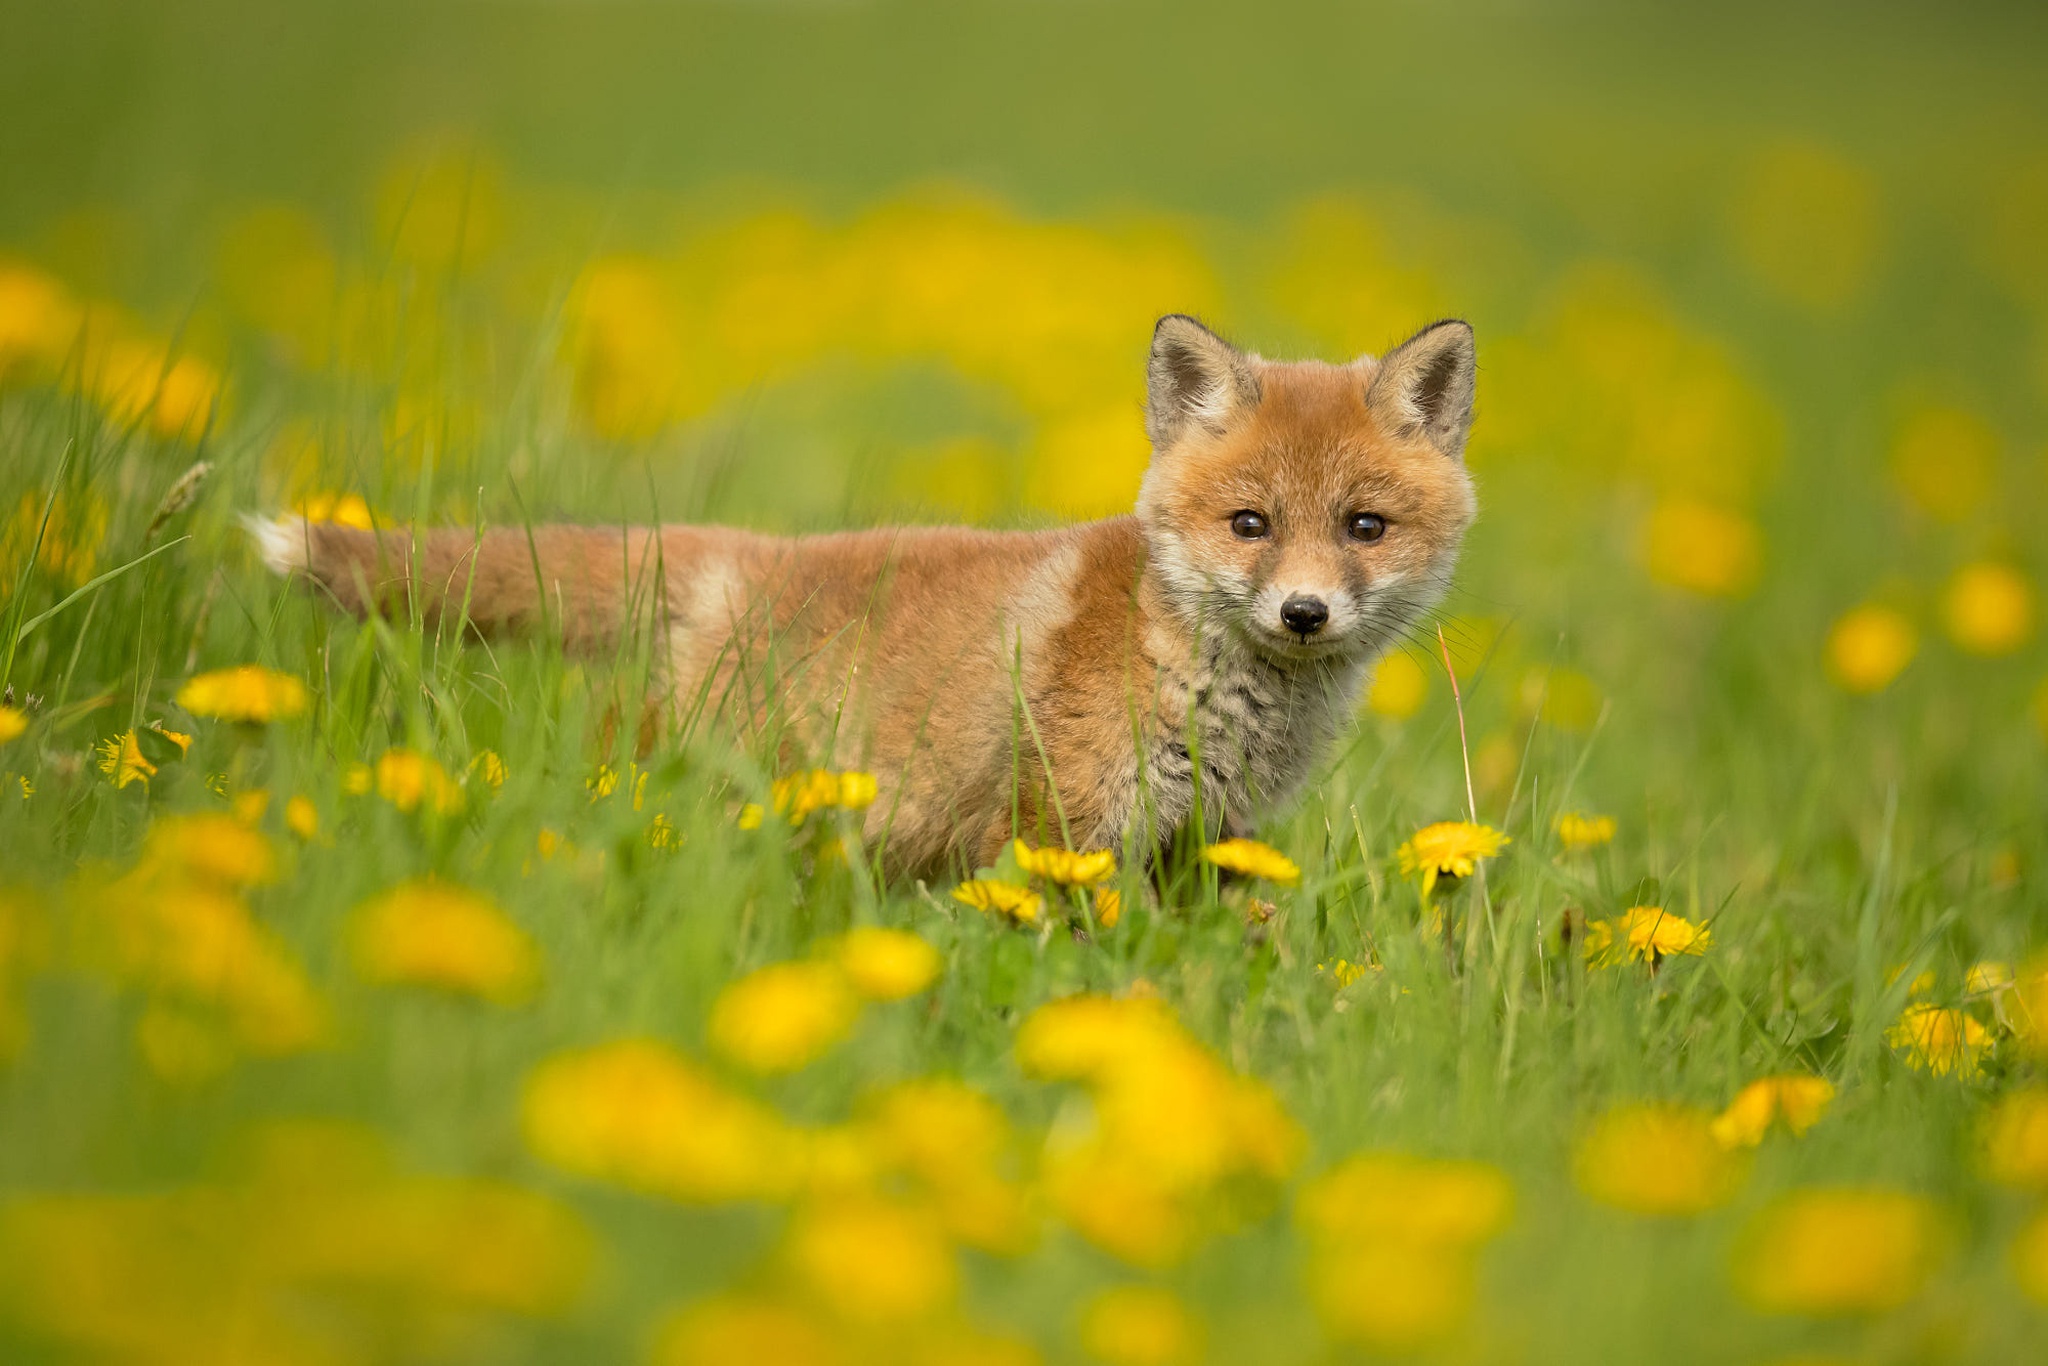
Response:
[[255, 315, 1479, 879]]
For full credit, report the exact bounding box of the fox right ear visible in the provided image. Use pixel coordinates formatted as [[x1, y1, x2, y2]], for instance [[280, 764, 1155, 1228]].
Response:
[[1145, 315, 1261, 448], [1365, 319, 1477, 462]]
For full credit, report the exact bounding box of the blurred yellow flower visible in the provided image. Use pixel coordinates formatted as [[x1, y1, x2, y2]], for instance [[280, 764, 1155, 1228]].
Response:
[[1639, 498, 1763, 598], [709, 960, 860, 1074], [284, 795, 318, 840], [0, 705, 25, 743], [952, 878, 1044, 925], [1583, 906, 1713, 967], [1365, 651, 1429, 719], [522, 1038, 799, 1202], [175, 664, 309, 723], [2013, 1207, 2048, 1306], [1297, 1152, 1514, 1249], [1202, 837, 1300, 884], [364, 747, 463, 815], [142, 813, 277, 888], [1317, 959, 1371, 988], [2, 487, 106, 590], [1574, 1104, 1746, 1216], [1825, 604, 1917, 694], [1733, 1188, 1945, 1316], [1076, 1285, 1203, 1366], [348, 880, 541, 1005], [1711, 1076, 1836, 1148], [1017, 994, 1185, 1083], [1890, 404, 1996, 523], [2018, 955, 2048, 1057], [1397, 822, 1507, 895], [292, 490, 375, 529], [0, 261, 80, 372], [1981, 1089, 2048, 1189], [1942, 561, 2034, 656], [1555, 811, 1616, 851], [1013, 839, 1116, 886], [830, 926, 942, 1001], [470, 749, 509, 789], [1093, 886, 1123, 928], [1729, 140, 1883, 309], [1518, 665, 1603, 734], [786, 1196, 957, 1324], [1886, 1003, 1989, 1077], [651, 1296, 844, 1366]]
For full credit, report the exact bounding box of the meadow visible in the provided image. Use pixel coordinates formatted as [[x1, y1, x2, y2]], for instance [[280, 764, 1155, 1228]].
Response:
[[3, 2, 2048, 1362]]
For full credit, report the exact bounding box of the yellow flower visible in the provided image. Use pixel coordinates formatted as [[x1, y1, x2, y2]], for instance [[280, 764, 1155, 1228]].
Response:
[[1639, 498, 1763, 598], [174, 665, 309, 723], [1886, 1003, 1990, 1078], [284, 795, 318, 840], [830, 927, 942, 1002], [1965, 960, 2013, 998], [1555, 811, 1616, 851], [365, 748, 463, 815], [951, 879, 1044, 925], [1305, 1241, 1480, 1352], [1889, 404, 1996, 523], [1076, 1285, 1203, 1366], [2, 487, 106, 590], [708, 960, 860, 1074], [1365, 651, 1428, 720], [647, 812, 680, 850], [738, 802, 766, 829], [785, 1196, 956, 1324], [142, 813, 278, 888], [1093, 887, 1123, 928], [651, 1296, 843, 1366], [1013, 839, 1116, 886], [1574, 1104, 1746, 1216], [470, 750, 508, 789], [1711, 1076, 1837, 1148], [1981, 1089, 2048, 1189], [1201, 837, 1301, 885], [2013, 1207, 2048, 1306], [0, 705, 26, 743], [1582, 906, 1713, 967], [1733, 1188, 1946, 1316], [95, 725, 190, 789], [1826, 604, 1917, 694], [291, 490, 375, 529], [761, 768, 879, 824], [522, 1038, 800, 1203], [1297, 1152, 1515, 1250], [1316, 959, 1372, 989], [348, 880, 540, 1005], [1943, 561, 2034, 656], [1396, 822, 1508, 895]]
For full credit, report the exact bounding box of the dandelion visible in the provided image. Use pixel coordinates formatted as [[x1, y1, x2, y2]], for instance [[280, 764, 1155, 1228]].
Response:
[[348, 881, 540, 1005], [1965, 960, 2013, 997], [1305, 1241, 1479, 1352], [1396, 822, 1508, 895], [1711, 1076, 1836, 1148], [1296, 1153, 1515, 1250], [1943, 561, 2034, 656], [1639, 498, 1763, 598], [365, 748, 463, 815], [1076, 1285, 1203, 1366], [1201, 837, 1301, 885], [0, 705, 25, 743], [952, 879, 1044, 925], [829, 926, 942, 1001], [785, 1196, 957, 1324], [1890, 405, 1996, 523], [1013, 839, 1116, 886], [708, 960, 860, 1074], [651, 1297, 843, 1366], [175, 665, 308, 723], [1555, 811, 1616, 851], [470, 750, 509, 789], [1981, 1089, 2048, 1189], [758, 768, 879, 824], [1733, 1188, 1946, 1316], [2013, 1208, 2048, 1306], [284, 795, 318, 840], [142, 813, 277, 888], [292, 491, 375, 529], [738, 802, 766, 829], [1093, 886, 1123, 928], [96, 725, 190, 789], [1365, 651, 1428, 719], [1582, 906, 1713, 967], [647, 812, 680, 850], [1316, 960, 1372, 989], [1574, 1104, 1746, 1216], [1826, 604, 1917, 694], [1886, 1003, 1990, 1077]]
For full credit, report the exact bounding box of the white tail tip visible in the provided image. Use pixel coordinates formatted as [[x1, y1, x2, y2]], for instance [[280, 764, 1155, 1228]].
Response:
[[243, 513, 313, 576]]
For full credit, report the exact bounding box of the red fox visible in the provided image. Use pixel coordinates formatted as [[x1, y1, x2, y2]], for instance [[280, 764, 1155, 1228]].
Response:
[[254, 315, 1477, 880]]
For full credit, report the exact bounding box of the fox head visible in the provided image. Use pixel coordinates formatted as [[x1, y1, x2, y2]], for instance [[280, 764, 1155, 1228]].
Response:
[[1133, 314, 1478, 667]]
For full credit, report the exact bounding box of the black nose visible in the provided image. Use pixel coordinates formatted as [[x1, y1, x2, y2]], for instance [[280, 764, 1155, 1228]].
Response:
[[1280, 595, 1329, 636]]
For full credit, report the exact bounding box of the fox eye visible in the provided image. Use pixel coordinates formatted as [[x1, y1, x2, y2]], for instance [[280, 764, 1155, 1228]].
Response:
[[1348, 512, 1387, 543], [1229, 510, 1270, 540]]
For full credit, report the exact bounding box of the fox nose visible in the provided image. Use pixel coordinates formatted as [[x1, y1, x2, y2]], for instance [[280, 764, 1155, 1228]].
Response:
[[1280, 595, 1329, 636]]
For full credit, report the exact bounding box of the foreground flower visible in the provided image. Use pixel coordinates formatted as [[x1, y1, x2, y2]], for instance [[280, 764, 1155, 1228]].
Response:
[[1574, 1104, 1746, 1216], [1013, 839, 1116, 886], [1733, 1187, 1946, 1316], [1582, 906, 1712, 967], [348, 880, 541, 1005], [1711, 1075, 1836, 1148], [284, 795, 318, 840], [1886, 1003, 1990, 1078], [1093, 887, 1123, 928], [1981, 1089, 2048, 1189], [952, 878, 1044, 925], [358, 748, 463, 815], [1202, 837, 1301, 884], [1943, 561, 2034, 656], [1396, 822, 1507, 894], [174, 665, 309, 723], [142, 813, 278, 888], [96, 725, 190, 789], [829, 926, 942, 1001], [708, 961, 859, 1074], [470, 749, 509, 789], [0, 705, 25, 743], [1077, 1285, 1204, 1366], [1555, 811, 1616, 852], [785, 1195, 957, 1324], [1826, 604, 1917, 695], [2014, 1207, 2048, 1306], [650, 1296, 838, 1366]]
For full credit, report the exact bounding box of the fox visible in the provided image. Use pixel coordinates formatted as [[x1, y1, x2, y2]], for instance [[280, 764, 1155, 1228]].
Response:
[[252, 314, 1478, 882]]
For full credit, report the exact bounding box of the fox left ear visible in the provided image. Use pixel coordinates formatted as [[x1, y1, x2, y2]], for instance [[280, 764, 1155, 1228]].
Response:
[[1365, 320, 1476, 461]]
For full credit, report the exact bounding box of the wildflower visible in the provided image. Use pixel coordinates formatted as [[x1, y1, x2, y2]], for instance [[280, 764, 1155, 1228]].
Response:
[[1305, 1240, 1479, 1352], [522, 1038, 800, 1202], [1583, 906, 1713, 967], [1077, 1285, 1203, 1366], [1202, 837, 1301, 885], [1555, 811, 1616, 851], [1943, 561, 2034, 656], [647, 812, 680, 850], [0, 705, 25, 743], [292, 491, 375, 529], [348, 880, 541, 1005], [1013, 839, 1116, 886], [365, 748, 463, 815], [1965, 960, 2013, 997], [760, 769, 879, 824], [1017, 994, 1187, 1084], [1825, 604, 1917, 694], [1574, 1104, 1746, 1216], [2019, 956, 2048, 1057], [1886, 1003, 1990, 1078], [1733, 1188, 1946, 1316], [95, 725, 190, 789], [1981, 1089, 2048, 1189], [785, 1196, 957, 1324], [709, 960, 860, 1074], [174, 665, 308, 723], [142, 813, 277, 888], [2013, 1207, 2048, 1306], [1639, 498, 1763, 598], [738, 802, 766, 829], [829, 926, 942, 1002], [1296, 1153, 1515, 1250], [952, 879, 1044, 925], [2, 487, 106, 589], [1365, 650, 1428, 719], [1396, 822, 1508, 895], [588, 763, 647, 807], [470, 750, 509, 789], [1093, 886, 1123, 928], [651, 1296, 843, 1366], [284, 795, 318, 840], [1711, 1076, 1836, 1148], [1316, 959, 1372, 989], [230, 788, 269, 823]]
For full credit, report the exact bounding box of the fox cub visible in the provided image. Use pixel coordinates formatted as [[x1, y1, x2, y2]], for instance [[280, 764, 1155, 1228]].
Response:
[[256, 315, 1478, 879]]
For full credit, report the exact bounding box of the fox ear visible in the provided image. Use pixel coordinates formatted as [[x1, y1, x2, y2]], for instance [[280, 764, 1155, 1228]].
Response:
[[1365, 320, 1476, 461], [1146, 314, 1261, 448]]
